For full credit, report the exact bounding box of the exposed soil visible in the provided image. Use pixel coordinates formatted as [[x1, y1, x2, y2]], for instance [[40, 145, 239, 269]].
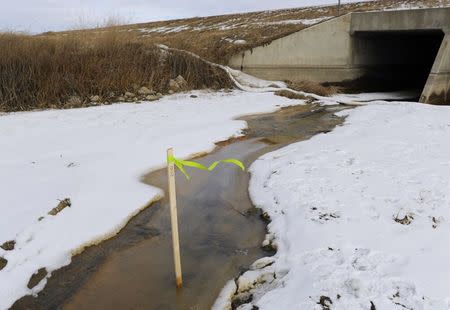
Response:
[[0, 257, 7, 271], [1, 240, 15, 251], [27, 268, 48, 289]]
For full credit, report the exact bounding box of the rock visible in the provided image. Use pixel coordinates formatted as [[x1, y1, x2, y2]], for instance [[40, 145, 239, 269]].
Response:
[[231, 292, 253, 309], [212, 280, 237, 310], [145, 95, 159, 101], [260, 212, 271, 222], [66, 96, 82, 107], [138, 86, 154, 96], [250, 257, 275, 270], [169, 79, 181, 93], [317, 296, 333, 310], [237, 269, 275, 293], [175, 75, 188, 90], [124, 92, 135, 98], [48, 198, 71, 216], [89, 95, 101, 102], [190, 94, 198, 98], [394, 213, 414, 225], [261, 233, 277, 251], [235, 303, 254, 310], [1, 240, 15, 251], [156, 93, 163, 98], [0, 257, 7, 271], [27, 268, 48, 289], [168, 90, 175, 95], [117, 96, 125, 101]]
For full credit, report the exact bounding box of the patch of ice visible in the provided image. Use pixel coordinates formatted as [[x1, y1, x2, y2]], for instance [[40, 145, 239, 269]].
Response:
[[330, 90, 419, 105]]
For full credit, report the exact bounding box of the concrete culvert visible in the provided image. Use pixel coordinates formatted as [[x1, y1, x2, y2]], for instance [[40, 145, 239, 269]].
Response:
[[229, 8, 450, 104], [351, 30, 445, 99]]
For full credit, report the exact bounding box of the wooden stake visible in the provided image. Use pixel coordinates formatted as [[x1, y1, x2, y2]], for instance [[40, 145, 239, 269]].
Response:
[[167, 148, 183, 288]]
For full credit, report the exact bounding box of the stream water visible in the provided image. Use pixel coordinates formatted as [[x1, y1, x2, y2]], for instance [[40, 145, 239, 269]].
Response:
[[12, 103, 348, 310]]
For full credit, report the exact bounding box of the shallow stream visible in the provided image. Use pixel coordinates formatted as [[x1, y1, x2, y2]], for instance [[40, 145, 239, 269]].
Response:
[[12, 103, 348, 310]]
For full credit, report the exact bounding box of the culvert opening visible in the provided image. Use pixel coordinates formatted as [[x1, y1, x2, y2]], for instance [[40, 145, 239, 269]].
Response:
[[331, 30, 444, 99]]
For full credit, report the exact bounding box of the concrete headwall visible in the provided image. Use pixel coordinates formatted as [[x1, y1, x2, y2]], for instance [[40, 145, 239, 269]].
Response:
[[350, 8, 450, 33], [421, 35, 450, 104], [229, 8, 450, 105], [228, 14, 361, 83]]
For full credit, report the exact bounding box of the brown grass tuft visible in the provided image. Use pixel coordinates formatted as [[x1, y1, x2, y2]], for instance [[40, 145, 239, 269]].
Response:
[[275, 89, 310, 100], [0, 32, 232, 112], [286, 80, 341, 97]]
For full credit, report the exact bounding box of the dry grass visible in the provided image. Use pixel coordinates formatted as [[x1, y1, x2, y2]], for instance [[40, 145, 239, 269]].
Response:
[[274, 89, 310, 100], [286, 80, 342, 97], [0, 32, 232, 112]]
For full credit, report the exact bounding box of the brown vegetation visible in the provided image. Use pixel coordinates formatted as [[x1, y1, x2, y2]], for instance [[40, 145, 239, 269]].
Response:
[[286, 80, 341, 97], [0, 32, 232, 112], [275, 89, 310, 100]]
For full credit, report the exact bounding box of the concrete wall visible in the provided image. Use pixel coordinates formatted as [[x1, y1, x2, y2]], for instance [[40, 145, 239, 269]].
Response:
[[421, 35, 450, 104], [229, 8, 450, 105], [350, 8, 450, 33], [228, 14, 363, 83]]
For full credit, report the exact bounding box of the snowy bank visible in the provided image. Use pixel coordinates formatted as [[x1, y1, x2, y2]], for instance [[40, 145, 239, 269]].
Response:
[[0, 91, 301, 309], [239, 101, 450, 309]]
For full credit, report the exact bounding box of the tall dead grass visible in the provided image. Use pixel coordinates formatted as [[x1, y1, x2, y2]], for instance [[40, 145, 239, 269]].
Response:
[[286, 80, 341, 97], [0, 32, 232, 112]]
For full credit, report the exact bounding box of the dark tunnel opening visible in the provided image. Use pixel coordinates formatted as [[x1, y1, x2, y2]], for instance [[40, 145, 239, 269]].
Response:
[[335, 30, 445, 98]]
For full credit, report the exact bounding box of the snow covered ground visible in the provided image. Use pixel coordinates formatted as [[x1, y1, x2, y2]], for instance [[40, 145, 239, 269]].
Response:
[[3, 62, 449, 310], [0, 90, 301, 309], [234, 101, 450, 309]]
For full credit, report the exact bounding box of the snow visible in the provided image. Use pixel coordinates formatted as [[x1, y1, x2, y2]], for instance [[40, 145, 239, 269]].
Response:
[[243, 101, 450, 309], [138, 15, 331, 35], [265, 16, 332, 26], [133, 0, 446, 37], [226, 68, 286, 91], [329, 90, 419, 105], [0, 90, 303, 309], [233, 39, 247, 45]]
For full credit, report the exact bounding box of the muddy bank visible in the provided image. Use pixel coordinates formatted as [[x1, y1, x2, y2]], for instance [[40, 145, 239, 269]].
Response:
[[12, 103, 347, 310]]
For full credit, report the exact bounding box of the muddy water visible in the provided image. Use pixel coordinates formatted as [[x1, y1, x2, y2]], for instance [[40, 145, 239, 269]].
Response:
[[12, 104, 347, 310]]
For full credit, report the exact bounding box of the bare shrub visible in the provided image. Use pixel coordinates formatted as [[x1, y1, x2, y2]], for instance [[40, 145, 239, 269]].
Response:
[[0, 32, 232, 112]]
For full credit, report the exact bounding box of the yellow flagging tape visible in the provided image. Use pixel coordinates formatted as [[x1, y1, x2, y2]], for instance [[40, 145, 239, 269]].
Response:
[[167, 154, 245, 180]]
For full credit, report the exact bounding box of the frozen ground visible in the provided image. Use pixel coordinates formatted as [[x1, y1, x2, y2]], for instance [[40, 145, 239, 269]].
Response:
[[0, 90, 303, 309], [225, 101, 450, 309]]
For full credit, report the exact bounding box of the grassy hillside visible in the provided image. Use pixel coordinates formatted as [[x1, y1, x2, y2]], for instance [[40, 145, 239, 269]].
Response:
[[47, 0, 449, 63]]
